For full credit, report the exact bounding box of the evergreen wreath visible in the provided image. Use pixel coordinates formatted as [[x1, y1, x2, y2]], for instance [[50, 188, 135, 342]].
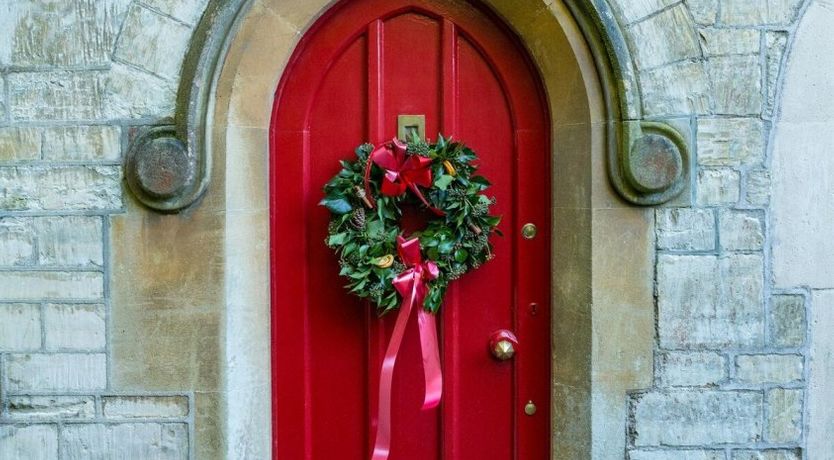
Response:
[[321, 134, 501, 314]]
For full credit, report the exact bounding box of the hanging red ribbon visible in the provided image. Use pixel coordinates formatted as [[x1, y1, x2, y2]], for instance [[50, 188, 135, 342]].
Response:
[[371, 236, 443, 460], [363, 139, 445, 216]]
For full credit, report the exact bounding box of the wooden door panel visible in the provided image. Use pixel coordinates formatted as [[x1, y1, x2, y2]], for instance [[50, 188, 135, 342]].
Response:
[[272, 2, 550, 459]]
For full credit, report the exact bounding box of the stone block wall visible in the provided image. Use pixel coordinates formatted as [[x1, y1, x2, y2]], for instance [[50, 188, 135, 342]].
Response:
[[0, 0, 207, 458]]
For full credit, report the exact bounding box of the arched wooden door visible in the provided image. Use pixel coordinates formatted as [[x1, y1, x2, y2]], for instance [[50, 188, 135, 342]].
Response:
[[270, 1, 550, 458]]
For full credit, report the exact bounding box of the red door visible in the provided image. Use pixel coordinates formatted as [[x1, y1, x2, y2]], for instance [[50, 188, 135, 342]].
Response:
[[270, 1, 550, 458]]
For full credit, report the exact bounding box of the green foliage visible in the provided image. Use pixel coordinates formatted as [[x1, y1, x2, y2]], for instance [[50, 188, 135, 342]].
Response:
[[321, 135, 501, 315]]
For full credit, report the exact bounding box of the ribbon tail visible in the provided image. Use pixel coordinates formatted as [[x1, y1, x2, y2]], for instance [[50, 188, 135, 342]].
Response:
[[370, 281, 415, 460], [417, 308, 443, 409]]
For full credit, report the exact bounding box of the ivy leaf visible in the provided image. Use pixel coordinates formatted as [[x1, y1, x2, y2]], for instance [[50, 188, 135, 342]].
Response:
[[320, 196, 352, 214], [454, 248, 469, 262], [328, 233, 347, 246], [434, 174, 455, 191]]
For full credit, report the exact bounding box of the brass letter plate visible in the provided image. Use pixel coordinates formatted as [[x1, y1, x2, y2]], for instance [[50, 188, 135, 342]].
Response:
[[398, 115, 425, 141]]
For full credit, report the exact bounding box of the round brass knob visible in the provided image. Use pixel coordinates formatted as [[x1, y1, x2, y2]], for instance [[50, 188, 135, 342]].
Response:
[[489, 329, 519, 361]]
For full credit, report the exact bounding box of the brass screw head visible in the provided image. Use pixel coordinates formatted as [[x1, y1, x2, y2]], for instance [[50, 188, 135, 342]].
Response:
[[521, 223, 537, 239], [524, 400, 537, 416]]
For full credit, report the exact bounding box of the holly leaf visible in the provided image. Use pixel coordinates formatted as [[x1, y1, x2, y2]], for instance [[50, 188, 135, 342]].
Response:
[[454, 248, 469, 262], [434, 174, 455, 191]]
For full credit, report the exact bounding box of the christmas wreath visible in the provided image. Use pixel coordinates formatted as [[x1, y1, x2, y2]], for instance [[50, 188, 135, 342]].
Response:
[[321, 134, 501, 314]]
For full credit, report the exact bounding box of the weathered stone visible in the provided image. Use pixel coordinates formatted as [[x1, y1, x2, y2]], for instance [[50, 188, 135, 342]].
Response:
[[0, 0, 130, 68], [8, 71, 105, 121], [697, 118, 764, 166], [656, 351, 726, 387], [630, 450, 725, 460], [0, 127, 40, 161], [628, 5, 701, 69], [35, 216, 103, 266], [44, 304, 105, 351], [719, 210, 765, 251], [655, 208, 716, 251], [5, 353, 106, 391], [0, 166, 122, 211], [61, 423, 188, 460], [142, 0, 209, 24], [630, 390, 763, 446], [697, 169, 740, 206], [0, 217, 35, 266], [735, 354, 803, 384], [658, 254, 763, 348], [0, 425, 58, 460], [641, 61, 712, 116], [610, 0, 675, 23], [686, 0, 718, 25], [114, 4, 193, 80], [699, 27, 760, 56], [766, 389, 802, 443], [7, 396, 95, 419], [769, 294, 806, 348], [0, 271, 103, 301], [720, 0, 803, 26], [707, 55, 762, 115], [103, 63, 177, 120], [765, 31, 789, 118], [41, 126, 121, 162], [809, 290, 834, 456], [746, 169, 771, 207], [733, 450, 801, 460], [0, 303, 41, 351], [103, 396, 190, 419]]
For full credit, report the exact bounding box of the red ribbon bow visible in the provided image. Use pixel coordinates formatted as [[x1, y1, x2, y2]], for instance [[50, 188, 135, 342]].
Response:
[[364, 139, 444, 215], [371, 236, 443, 460]]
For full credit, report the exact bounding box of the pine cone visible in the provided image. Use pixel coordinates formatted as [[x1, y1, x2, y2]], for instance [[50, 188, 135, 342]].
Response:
[[350, 208, 366, 229]]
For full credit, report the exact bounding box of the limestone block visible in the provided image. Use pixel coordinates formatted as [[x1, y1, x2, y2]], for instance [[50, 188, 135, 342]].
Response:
[[7, 396, 95, 419], [5, 353, 106, 391], [628, 5, 701, 69], [103, 63, 177, 120], [610, 0, 675, 23], [766, 388, 802, 443], [707, 55, 762, 115], [0, 271, 103, 301], [697, 169, 740, 206], [629, 390, 763, 446], [35, 216, 104, 266], [142, 0, 209, 24], [0, 166, 122, 211], [809, 290, 834, 457], [102, 396, 189, 419], [0, 217, 35, 266], [0, 425, 58, 460], [718, 210, 764, 251], [44, 304, 105, 351], [0, 303, 41, 351], [658, 254, 763, 348], [720, 0, 803, 26], [765, 31, 789, 118], [655, 208, 716, 251], [769, 294, 805, 348], [0, 127, 40, 161], [699, 28, 761, 56], [735, 354, 803, 384], [732, 450, 801, 460], [41, 126, 121, 162], [629, 450, 725, 460], [60, 423, 188, 460], [745, 169, 771, 207], [114, 4, 193, 80], [686, 0, 718, 25], [641, 61, 712, 116], [697, 118, 764, 166], [0, 0, 130, 68], [8, 71, 106, 121], [656, 351, 726, 387]]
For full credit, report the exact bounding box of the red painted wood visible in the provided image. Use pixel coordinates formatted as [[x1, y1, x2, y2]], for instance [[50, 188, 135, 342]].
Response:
[[271, 1, 550, 458]]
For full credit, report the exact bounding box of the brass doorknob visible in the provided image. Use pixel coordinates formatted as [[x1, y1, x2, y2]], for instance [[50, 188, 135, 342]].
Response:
[[489, 329, 519, 361]]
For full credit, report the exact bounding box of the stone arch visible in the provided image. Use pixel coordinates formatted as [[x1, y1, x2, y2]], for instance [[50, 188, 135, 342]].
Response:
[[203, 1, 659, 457]]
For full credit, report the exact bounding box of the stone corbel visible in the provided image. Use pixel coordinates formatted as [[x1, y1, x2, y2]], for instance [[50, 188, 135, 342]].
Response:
[[125, 0, 689, 211], [567, 0, 690, 205]]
